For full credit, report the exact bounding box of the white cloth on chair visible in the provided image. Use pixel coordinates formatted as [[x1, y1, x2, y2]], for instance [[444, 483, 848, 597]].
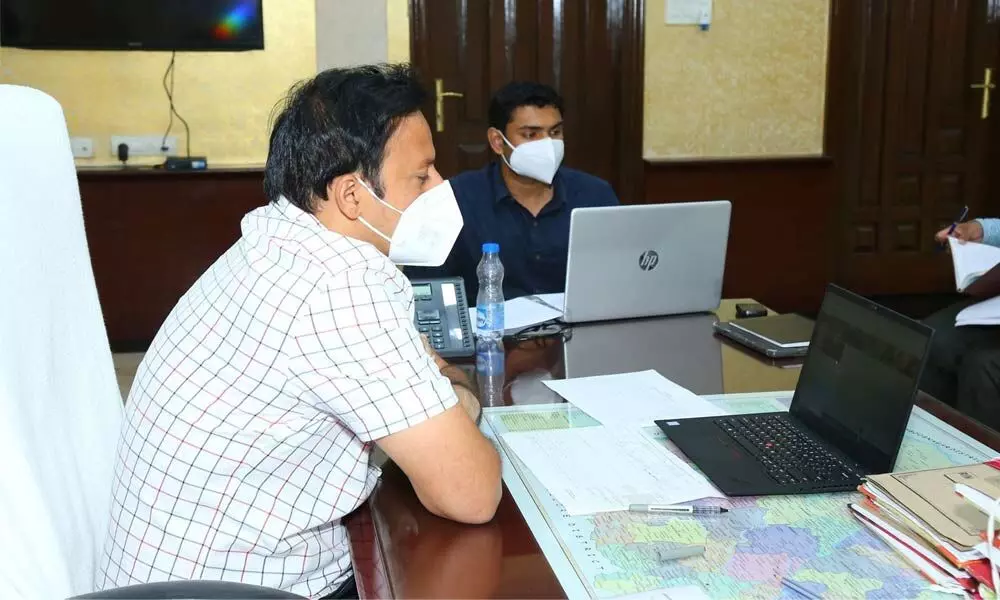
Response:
[[0, 85, 123, 599]]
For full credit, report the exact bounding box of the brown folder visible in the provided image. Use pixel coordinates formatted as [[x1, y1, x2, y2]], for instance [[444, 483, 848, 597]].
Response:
[[867, 463, 1000, 551]]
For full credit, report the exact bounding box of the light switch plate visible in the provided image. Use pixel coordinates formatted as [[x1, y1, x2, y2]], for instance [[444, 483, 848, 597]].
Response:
[[110, 135, 178, 157], [70, 137, 95, 158]]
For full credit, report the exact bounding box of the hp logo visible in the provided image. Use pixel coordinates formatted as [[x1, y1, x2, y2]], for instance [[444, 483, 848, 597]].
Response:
[[639, 250, 659, 271]]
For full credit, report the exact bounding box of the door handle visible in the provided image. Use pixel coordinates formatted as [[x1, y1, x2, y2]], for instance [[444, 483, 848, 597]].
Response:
[[971, 67, 995, 120], [435, 78, 465, 132]]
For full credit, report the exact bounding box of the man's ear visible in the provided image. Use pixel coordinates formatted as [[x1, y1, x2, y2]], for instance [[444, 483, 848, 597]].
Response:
[[325, 174, 363, 221], [487, 128, 507, 157]]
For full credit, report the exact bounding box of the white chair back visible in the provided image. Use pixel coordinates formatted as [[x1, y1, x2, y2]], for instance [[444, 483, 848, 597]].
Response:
[[0, 85, 123, 598]]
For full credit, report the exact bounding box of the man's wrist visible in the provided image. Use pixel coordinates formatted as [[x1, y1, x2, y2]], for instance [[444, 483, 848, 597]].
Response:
[[452, 380, 477, 398], [977, 218, 1000, 246], [440, 364, 473, 387], [452, 382, 483, 424]]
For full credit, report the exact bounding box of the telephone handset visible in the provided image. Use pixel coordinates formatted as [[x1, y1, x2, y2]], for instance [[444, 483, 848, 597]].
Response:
[[410, 277, 475, 359]]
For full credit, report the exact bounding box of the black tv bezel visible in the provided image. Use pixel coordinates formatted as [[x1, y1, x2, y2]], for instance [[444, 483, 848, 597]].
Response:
[[0, 1, 265, 52]]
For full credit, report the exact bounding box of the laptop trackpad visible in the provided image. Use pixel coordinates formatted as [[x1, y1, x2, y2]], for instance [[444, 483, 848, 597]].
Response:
[[666, 422, 773, 495]]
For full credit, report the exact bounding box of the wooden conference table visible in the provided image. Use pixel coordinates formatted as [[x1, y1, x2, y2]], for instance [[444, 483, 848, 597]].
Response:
[[344, 300, 1000, 599]]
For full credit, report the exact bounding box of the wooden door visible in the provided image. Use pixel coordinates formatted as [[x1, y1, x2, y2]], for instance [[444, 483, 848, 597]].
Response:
[[409, 0, 645, 203], [829, 0, 1000, 294]]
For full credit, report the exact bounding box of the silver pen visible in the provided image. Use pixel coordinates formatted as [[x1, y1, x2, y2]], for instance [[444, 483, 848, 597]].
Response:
[[630, 503, 729, 515]]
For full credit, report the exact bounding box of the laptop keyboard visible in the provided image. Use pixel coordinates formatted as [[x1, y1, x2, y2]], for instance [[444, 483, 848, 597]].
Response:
[[715, 415, 863, 487]]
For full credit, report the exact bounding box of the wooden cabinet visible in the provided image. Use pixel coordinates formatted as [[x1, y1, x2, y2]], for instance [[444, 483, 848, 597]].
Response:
[[78, 167, 267, 350]]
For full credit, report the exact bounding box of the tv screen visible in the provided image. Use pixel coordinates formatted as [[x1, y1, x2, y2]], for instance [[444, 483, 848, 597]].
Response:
[[1, 0, 264, 51]]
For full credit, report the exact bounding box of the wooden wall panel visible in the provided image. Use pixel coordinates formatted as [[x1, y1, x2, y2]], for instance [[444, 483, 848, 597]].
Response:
[[79, 168, 267, 350], [409, 0, 645, 204], [643, 158, 836, 315], [84, 158, 836, 350], [826, 0, 1000, 295]]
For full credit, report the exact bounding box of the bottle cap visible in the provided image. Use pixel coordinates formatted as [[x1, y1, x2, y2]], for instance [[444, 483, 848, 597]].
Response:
[[482, 242, 500, 254]]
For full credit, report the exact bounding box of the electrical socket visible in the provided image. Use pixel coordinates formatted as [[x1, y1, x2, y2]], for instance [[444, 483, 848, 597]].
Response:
[[70, 137, 95, 158], [110, 135, 178, 157]]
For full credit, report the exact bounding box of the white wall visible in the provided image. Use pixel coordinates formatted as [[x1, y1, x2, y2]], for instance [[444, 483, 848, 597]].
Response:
[[315, 0, 388, 70]]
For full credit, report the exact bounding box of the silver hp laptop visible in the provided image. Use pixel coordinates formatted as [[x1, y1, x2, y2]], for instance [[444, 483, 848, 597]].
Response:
[[562, 201, 731, 323]]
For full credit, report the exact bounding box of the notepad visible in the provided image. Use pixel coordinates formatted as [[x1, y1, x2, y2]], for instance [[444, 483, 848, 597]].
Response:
[[500, 426, 723, 516], [949, 237, 1000, 294], [957, 296, 1000, 327]]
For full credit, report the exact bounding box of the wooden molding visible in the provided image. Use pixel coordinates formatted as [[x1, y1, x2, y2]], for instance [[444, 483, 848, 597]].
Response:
[[644, 155, 833, 168]]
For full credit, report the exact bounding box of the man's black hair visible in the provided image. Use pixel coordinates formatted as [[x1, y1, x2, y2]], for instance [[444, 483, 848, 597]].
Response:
[[264, 63, 427, 213], [488, 81, 565, 134]]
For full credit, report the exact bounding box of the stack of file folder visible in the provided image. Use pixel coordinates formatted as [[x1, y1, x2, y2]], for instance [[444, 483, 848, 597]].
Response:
[[852, 461, 1000, 596]]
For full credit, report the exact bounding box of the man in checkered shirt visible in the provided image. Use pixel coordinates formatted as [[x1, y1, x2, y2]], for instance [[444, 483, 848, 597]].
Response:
[[97, 64, 501, 599]]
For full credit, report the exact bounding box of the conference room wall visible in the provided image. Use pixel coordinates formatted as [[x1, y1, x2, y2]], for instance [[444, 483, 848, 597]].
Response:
[[11, 0, 835, 350], [385, 0, 836, 315], [641, 0, 834, 314], [644, 158, 834, 315], [0, 0, 410, 167], [314, 0, 410, 69], [0, 0, 317, 166]]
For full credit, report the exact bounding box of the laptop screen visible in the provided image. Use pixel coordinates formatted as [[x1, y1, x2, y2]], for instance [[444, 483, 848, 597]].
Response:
[[789, 286, 933, 474]]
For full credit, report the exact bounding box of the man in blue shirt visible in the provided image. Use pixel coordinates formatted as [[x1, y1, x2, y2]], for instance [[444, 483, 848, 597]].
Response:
[[922, 218, 1000, 428], [409, 82, 618, 299]]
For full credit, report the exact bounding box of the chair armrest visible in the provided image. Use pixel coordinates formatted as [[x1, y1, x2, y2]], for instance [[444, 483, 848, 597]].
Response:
[[71, 580, 306, 599]]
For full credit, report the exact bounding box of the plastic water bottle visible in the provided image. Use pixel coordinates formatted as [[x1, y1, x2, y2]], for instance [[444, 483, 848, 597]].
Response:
[[476, 243, 505, 341], [476, 337, 506, 408]]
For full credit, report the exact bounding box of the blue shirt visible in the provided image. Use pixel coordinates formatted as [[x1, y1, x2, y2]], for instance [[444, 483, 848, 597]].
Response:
[[979, 218, 1000, 246], [409, 162, 619, 300]]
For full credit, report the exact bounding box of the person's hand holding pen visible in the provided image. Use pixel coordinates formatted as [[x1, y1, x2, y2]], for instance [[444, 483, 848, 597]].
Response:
[[935, 206, 980, 244]]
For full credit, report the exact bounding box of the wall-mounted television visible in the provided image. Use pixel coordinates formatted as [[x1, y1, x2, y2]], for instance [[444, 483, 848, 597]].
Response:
[[0, 0, 264, 51]]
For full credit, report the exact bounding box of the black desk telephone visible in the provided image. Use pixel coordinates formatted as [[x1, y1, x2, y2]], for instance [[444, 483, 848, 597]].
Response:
[[410, 277, 475, 359]]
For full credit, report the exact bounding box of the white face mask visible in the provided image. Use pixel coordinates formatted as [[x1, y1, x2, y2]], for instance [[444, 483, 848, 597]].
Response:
[[356, 178, 464, 267], [500, 134, 565, 185]]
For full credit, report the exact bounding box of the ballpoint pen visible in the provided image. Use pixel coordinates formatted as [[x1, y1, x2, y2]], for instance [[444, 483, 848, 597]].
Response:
[[947, 205, 970, 236], [780, 577, 823, 599], [629, 504, 729, 515]]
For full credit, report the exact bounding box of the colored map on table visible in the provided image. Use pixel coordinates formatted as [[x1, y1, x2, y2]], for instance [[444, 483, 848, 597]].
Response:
[[483, 395, 996, 599]]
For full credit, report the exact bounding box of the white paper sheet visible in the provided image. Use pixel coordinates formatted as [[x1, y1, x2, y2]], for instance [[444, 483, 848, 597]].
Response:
[[500, 426, 723, 516], [956, 295, 1000, 327], [469, 294, 564, 334], [543, 370, 724, 427], [532, 293, 565, 310], [949, 237, 1000, 291], [613, 586, 712, 600]]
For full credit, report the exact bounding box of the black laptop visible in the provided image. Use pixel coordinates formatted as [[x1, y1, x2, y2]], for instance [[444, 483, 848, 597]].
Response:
[[657, 285, 934, 496]]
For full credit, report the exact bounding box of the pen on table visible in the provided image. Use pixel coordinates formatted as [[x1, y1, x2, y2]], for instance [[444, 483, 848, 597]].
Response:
[[780, 577, 823, 599], [947, 205, 970, 236], [629, 504, 729, 515], [657, 544, 706, 562]]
